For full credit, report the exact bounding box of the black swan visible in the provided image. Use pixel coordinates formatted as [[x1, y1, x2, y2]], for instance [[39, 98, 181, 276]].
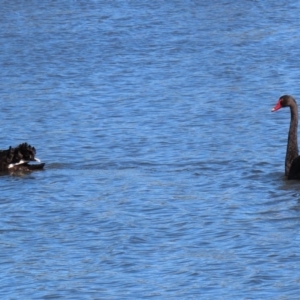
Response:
[[272, 95, 300, 179], [0, 143, 45, 172]]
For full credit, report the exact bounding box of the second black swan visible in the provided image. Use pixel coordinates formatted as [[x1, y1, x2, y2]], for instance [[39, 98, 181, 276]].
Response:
[[272, 95, 300, 179], [0, 143, 45, 172]]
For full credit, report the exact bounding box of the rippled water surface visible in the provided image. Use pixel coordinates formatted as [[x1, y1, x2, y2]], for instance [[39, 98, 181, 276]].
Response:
[[1, 1, 300, 299]]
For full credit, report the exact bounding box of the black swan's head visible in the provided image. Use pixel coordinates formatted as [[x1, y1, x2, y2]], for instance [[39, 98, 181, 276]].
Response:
[[272, 95, 297, 112]]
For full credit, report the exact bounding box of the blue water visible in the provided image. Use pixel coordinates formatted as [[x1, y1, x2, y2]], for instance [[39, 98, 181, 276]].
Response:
[[1, 1, 300, 299]]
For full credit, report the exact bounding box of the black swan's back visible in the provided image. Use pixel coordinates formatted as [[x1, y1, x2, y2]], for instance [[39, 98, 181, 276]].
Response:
[[288, 156, 300, 179], [0, 143, 45, 172]]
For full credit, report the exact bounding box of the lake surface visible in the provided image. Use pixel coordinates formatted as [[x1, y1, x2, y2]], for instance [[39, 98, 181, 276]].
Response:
[[0, 1, 300, 299]]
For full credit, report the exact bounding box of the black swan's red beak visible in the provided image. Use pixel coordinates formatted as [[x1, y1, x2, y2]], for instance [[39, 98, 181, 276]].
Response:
[[272, 100, 282, 112]]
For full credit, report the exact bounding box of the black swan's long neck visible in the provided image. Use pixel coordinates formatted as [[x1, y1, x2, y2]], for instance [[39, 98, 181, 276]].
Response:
[[286, 102, 299, 176]]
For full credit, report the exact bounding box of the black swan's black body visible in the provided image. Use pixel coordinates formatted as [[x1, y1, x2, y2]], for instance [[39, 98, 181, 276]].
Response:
[[0, 143, 45, 172], [272, 95, 300, 179]]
